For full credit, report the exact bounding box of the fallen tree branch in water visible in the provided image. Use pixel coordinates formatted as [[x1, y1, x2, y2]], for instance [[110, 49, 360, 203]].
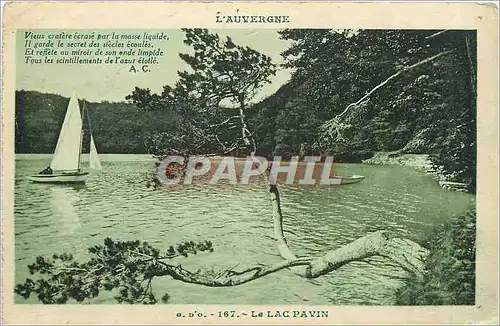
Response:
[[269, 184, 428, 278], [151, 230, 428, 287], [143, 185, 428, 287]]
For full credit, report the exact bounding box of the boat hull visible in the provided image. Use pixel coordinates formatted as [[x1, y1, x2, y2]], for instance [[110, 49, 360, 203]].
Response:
[[323, 175, 365, 185], [339, 175, 365, 185], [27, 172, 89, 183]]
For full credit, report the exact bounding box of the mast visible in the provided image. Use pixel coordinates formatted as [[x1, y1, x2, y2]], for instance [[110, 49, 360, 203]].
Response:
[[78, 100, 85, 171], [85, 101, 94, 138]]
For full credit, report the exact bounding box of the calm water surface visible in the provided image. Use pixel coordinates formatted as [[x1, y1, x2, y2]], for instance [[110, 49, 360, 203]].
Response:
[[14, 154, 473, 305]]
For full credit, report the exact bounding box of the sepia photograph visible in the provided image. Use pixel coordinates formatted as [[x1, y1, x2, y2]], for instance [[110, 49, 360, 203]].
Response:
[[2, 2, 498, 325]]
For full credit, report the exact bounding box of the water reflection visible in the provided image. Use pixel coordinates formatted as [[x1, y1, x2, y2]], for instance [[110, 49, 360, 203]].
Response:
[[49, 184, 84, 235]]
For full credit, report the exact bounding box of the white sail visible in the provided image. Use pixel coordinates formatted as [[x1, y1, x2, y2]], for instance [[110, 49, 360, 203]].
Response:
[[89, 135, 102, 171], [50, 94, 83, 172]]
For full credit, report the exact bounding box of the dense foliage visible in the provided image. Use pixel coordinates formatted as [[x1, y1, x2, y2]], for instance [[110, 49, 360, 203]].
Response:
[[126, 28, 276, 154], [395, 203, 476, 305], [249, 29, 476, 189]]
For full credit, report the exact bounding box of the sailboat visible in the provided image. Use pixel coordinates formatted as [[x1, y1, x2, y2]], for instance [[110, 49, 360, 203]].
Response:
[[27, 93, 102, 183]]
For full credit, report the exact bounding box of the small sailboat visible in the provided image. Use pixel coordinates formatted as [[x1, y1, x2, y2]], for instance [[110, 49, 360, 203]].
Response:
[[27, 93, 101, 183]]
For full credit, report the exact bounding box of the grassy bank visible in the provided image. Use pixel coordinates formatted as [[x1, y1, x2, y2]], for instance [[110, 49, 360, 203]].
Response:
[[396, 203, 476, 305]]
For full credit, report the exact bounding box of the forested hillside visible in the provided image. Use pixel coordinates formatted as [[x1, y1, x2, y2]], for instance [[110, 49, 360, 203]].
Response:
[[15, 90, 182, 154], [15, 29, 476, 190], [249, 29, 476, 190]]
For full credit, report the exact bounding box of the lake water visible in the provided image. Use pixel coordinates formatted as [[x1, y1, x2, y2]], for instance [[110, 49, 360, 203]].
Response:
[[14, 154, 473, 305]]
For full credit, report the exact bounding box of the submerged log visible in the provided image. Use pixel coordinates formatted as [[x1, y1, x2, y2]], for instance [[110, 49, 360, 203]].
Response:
[[156, 185, 429, 287], [269, 184, 428, 279]]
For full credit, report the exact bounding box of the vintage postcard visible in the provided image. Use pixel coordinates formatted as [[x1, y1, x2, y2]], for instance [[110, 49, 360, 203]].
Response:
[[1, 1, 498, 325]]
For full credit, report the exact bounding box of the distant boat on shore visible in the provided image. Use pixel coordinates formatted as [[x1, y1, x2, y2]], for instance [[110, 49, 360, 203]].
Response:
[[27, 93, 101, 183], [331, 174, 365, 185]]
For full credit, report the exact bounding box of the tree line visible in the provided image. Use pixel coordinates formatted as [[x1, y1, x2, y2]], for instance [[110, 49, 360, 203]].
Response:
[[249, 29, 476, 191], [16, 29, 476, 191]]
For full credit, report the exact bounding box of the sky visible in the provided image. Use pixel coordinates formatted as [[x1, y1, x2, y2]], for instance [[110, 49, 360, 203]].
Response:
[[17, 29, 294, 103]]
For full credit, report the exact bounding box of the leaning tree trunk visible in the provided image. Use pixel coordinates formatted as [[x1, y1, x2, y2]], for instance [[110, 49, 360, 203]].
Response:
[[268, 184, 428, 278]]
